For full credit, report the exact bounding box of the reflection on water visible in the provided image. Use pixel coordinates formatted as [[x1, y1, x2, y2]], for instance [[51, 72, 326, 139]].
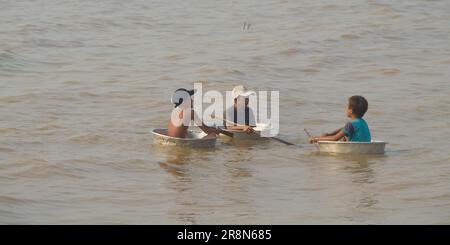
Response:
[[343, 156, 378, 209], [156, 141, 259, 224], [158, 147, 193, 178], [157, 147, 198, 224], [321, 153, 382, 209]]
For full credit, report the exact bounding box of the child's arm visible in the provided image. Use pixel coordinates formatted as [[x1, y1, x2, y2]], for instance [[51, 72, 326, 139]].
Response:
[[225, 125, 254, 133], [191, 110, 220, 134], [199, 124, 220, 134], [309, 130, 346, 143], [321, 128, 343, 136]]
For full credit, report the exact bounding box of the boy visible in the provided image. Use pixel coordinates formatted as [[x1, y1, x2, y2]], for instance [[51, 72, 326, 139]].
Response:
[[309, 95, 371, 143], [223, 85, 256, 134], [167, 88, 220, 138]]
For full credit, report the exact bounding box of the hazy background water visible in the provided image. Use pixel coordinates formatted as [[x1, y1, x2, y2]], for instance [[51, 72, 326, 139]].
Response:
[[1, 0, 450, 224]]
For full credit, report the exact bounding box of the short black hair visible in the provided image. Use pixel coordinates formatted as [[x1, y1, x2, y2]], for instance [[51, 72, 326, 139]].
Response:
[[348, 95, 368, 118], [172, 88, 196, 108]]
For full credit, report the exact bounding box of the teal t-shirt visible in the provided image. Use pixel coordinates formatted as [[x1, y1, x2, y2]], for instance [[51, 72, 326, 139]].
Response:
[[342, 118, 371, 142]]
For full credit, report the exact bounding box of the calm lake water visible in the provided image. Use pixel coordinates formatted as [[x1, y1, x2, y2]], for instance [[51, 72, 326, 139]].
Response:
[[1, 0, 450, 224]]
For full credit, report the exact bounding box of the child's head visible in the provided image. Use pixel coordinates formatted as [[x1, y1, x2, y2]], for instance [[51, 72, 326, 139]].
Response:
[[347, 95, 368, 118], [171, 88, 196, 108], [232, 85, 254, 107]]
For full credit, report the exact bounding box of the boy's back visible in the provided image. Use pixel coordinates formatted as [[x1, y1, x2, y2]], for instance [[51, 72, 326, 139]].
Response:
[[343, 118, 371, 142]]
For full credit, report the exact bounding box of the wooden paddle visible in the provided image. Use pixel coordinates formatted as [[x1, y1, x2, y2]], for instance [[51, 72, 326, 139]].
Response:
[[217, 128, 234, 138], [216, 116, 295, 146], [267, 136, 296, 146]]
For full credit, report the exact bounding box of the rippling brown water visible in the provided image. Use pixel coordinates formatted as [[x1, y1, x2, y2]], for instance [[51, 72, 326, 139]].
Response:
[[1, 0, 450, 224]]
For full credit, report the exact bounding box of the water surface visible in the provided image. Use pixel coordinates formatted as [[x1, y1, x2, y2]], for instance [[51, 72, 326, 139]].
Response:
[[1, 0, 450, 224]]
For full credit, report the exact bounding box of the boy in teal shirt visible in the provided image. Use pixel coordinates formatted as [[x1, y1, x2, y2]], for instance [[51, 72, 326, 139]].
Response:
[[309, 95, 371, 143]]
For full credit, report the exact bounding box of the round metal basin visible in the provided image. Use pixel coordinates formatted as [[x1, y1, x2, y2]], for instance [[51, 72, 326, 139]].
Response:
[[317, 140, 387, 154], [152, 128, 217, 148]]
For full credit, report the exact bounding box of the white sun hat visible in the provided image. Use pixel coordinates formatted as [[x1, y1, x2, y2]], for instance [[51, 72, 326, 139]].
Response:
[[231, 85, 256, 99]]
